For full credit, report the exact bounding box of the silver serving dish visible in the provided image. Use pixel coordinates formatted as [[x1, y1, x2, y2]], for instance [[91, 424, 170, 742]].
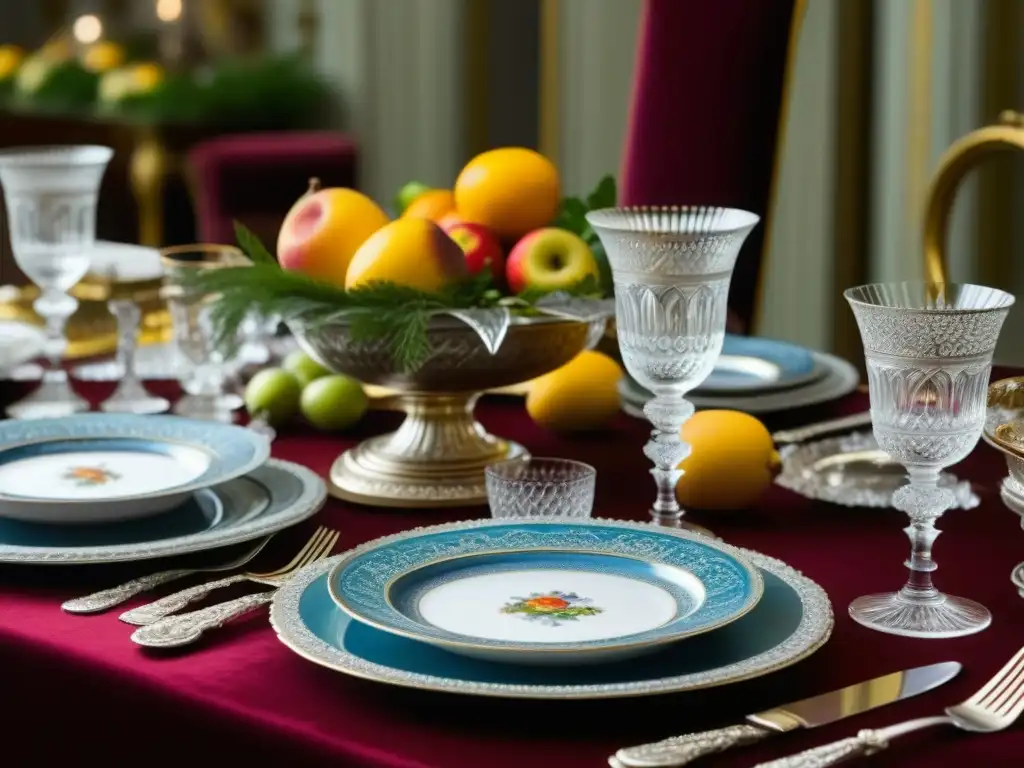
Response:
[[776, 431, 977, 509]]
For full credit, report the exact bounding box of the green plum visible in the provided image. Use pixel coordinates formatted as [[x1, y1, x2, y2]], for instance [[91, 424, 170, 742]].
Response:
[[300, 374, 368, 431], [244, 368, 302, 426], [282, 350, 331, 388]]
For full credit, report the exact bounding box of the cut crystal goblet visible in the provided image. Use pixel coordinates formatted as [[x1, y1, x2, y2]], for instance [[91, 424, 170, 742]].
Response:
[[586, 206, 759, 532], [846, 281, 1014, 638], [0, 145, 113, 419]]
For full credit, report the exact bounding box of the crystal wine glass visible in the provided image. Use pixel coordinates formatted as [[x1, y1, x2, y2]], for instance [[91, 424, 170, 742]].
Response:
[[846, 281, 1014, 638], [0, 145, 113, 419], [160, 244, 249, 421], [99, 299, 170, 414], [586, 206, 759, 532]]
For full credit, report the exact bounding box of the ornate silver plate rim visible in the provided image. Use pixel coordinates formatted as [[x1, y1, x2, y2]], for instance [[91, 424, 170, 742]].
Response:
[[0, 458, 326, 565], [776, 431, 979, 509], [269, 517, 834, 700], [620, 351, 859, 416]]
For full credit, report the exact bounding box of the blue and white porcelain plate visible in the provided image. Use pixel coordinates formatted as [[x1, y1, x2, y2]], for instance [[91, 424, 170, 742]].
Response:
[[698, 335, 821, 394], [0, 414, 270, 524], [0, 458, 325, 564], [271, 522, 833, 699], [327, 519, 763, 665]]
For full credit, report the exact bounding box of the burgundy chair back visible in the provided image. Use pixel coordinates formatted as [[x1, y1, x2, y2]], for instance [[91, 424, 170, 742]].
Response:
[[188, 131, 359, 248], [620, 0, 804, 333]]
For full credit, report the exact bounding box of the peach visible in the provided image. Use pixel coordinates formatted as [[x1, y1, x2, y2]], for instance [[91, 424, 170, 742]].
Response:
[[345, 218, 469, 293], [277, 184, 390, 287]]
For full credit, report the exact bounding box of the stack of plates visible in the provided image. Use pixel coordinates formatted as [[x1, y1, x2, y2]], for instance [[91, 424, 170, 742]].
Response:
[[270, 518, 833, 699], [0, 414, 326, 564], [620, 335, 859, 416]]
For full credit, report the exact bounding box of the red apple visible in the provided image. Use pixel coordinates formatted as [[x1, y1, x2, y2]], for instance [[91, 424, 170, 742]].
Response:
[[506, 227, 599, 294], [442, 219, 504, 280]]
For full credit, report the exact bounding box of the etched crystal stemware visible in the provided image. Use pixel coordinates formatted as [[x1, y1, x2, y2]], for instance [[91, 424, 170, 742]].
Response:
[[0, 145, 113, 419], [586, 206, 759, 531], [99, 300, 170, 414], [846, 281, 1014, 638]]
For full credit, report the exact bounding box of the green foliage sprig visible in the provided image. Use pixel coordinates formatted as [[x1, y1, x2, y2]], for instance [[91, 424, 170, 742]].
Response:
[[553, 174, 617, 295], [185, 223, 603, 373]]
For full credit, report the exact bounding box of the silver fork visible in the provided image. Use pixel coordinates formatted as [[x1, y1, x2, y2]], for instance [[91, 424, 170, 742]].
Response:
[[129, 529, 339, 648], [61, 536, 272, 614], [754, 646, 1024, 767], [119, 526, 339, 626]]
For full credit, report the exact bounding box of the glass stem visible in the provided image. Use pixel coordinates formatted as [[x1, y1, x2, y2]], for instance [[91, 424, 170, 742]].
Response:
[[34, 291, 77, 383], [643, 394, 695, 527], [893, 468, 954, 604]]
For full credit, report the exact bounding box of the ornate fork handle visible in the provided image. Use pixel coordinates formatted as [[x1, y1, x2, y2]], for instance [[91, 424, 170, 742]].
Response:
[[752, 730, 889, 767], [62, 569, 194, 614], [119, 573, 251, 625], [130, 591, 275, 648], [616, 724, 770, 766]]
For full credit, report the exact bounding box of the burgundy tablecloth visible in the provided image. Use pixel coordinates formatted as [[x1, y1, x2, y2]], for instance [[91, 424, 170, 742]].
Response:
[[0, 377, 1022, 767]]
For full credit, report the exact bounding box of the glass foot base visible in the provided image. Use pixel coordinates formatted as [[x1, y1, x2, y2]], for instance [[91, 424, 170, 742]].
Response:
[[101, 394, 171, 415], [649, 512, 717, 538], [849, 591, 991, 639], [6, 380, 90, 419], [173, 393, 243, 422]]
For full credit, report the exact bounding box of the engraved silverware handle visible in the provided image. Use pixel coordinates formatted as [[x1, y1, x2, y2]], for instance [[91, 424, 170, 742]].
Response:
[[130, 591, 275, 648], [119, 573, 250, 625], [772, 412, 872, 445], [616, 724, 770, 767], [752, 730, 889, 768], [62, 569, 195, 614]]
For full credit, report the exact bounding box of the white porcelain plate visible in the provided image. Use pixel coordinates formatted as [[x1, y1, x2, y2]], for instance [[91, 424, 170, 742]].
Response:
[[328, 519, 763, 665], [0, 458, 326, 564], [0, 414, 270, 524]]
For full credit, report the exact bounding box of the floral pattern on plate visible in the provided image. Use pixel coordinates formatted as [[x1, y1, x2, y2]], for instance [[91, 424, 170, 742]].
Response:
[[501, 591, 602, 626], [63, 465, 120, 487]]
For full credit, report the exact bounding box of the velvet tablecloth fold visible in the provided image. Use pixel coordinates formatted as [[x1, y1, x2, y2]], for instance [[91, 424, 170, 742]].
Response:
[[0, 378, 1021, 767]]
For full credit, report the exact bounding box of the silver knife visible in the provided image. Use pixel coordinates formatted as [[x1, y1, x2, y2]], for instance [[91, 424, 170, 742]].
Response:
[[772, 411, 872, 445], [613, 661, 961, 767]]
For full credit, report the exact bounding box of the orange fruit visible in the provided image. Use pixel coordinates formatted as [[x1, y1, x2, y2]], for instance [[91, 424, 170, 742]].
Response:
[[454, 148, 561, 239], [401, 189, 455, 222]]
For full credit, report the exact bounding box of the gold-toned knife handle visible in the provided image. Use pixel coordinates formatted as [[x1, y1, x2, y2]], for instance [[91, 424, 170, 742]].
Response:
[[752, 730, 888, 768], [615, 724, 771, 767]]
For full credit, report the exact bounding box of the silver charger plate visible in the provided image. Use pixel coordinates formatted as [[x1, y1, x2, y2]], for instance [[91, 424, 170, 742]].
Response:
[[270, 521, 834, 700], [776, 431, 979, 509], [0, 458, 326, 564], [620, 351, 860, 417]]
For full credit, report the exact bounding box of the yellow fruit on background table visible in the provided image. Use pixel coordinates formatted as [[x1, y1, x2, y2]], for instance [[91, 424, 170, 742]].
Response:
[[82, 41, 125, 73], [454, 147, 561, 240], [401, 189, 455, 222], [277, 186, 390, 287], [129, 62, 164, 93], [527, 350, 624, 432], [0, 45, 24, 80], [345, 217, 468, 292], [675, 410, 781, 510]]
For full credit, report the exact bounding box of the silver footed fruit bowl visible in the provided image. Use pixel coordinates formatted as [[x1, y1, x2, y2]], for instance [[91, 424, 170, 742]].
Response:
[[986, 377, 1024, 502], [290, 314, 603, 508]]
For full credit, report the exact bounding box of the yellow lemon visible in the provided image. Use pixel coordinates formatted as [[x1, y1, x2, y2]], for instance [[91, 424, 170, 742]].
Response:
[[129, 62, 163, 93], [0, 45, 24, 80], [526, 351, 624, 432], [82, 41, 126, 73], [675, 410, 781, 510], [15, 55, 54, 94]]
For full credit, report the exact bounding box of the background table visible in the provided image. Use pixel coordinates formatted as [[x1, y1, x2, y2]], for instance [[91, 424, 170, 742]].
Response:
[[0, 376, 1021, 767]]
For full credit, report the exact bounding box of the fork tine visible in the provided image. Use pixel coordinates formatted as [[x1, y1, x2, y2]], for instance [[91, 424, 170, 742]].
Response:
[[969, 646, 1024, 711], [251, 526, 327, 577], [980, 648, 1024, 717], [293, 530, 338, 571]]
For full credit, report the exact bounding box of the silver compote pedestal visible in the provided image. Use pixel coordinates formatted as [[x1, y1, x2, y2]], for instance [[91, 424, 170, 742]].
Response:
[[586, 206, 759, 533], [846, 281, 1013, 638]]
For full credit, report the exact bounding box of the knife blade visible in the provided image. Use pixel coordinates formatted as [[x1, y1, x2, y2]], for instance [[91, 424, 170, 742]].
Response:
[[614, 661, 961, 767]]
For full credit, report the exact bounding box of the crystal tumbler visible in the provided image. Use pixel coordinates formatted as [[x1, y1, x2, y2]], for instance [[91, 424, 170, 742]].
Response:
[[586, 206, 759, 532], [485, 458, 596, 519], [847, 281, 1013, 638], [0, 145, 113, 419]]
